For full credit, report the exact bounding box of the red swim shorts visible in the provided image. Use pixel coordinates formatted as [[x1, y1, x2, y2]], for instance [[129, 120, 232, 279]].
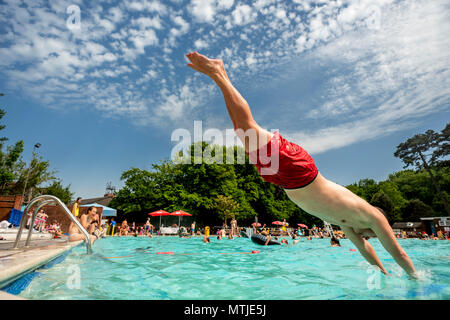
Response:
[[247, 131, 319, 189]]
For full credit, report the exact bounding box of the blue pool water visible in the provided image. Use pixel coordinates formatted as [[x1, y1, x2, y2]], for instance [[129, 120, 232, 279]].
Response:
[[15, 237, 450, 300]]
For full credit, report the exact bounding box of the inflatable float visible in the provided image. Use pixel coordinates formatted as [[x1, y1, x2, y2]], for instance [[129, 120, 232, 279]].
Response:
[[251, 233, 281, 245]]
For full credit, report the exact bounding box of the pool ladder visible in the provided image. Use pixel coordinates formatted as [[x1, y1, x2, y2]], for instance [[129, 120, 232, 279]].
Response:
[[13, 195, 92, 254], [323, 221, 336, 238]]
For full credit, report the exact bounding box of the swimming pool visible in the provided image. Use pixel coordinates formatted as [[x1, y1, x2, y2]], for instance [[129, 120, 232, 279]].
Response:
[[10, 237, 450, 300]]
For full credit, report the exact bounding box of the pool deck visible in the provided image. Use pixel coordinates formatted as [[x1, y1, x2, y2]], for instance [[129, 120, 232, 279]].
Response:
[[0, 237, 83, 299]]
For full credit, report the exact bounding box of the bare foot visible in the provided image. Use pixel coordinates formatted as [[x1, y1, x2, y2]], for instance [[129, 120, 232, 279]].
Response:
[[186, 51, 228, 80]]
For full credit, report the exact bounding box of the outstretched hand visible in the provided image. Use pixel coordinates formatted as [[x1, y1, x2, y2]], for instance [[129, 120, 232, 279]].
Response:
[[185, 51, 228, 80]]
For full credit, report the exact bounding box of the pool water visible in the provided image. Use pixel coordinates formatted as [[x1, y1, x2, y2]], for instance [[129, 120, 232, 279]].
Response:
[[16, 237, 450, 300]]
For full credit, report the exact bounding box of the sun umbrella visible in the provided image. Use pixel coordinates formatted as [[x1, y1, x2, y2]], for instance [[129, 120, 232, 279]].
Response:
[[272, 221, 283, 225], [251, 222, 261, 227], [148, 210, 171, 229], [298, 223, 308, 229], [170, 210, 192, 226]]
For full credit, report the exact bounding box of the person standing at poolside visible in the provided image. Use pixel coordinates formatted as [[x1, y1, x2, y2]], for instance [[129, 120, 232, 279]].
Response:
[[185, 51, 417, 278], [72, 197, 82, 217], [144, 218, 150, 235], [191, 221, 196, 236], [110, 218, 117, 236], [230, 217, 238, 237]]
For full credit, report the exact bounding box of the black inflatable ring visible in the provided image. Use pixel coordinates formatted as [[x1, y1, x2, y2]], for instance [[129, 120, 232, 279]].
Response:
[[251, 233, 281, 245]]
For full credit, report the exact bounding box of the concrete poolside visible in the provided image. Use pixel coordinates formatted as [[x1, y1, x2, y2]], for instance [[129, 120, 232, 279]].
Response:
[[0, 235, 83, 299]]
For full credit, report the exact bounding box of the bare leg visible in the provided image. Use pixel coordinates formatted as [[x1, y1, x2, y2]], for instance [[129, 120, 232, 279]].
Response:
[[186, 52, 272, 153]]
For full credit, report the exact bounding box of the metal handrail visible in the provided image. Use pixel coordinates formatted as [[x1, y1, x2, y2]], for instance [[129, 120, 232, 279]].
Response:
[[13, 195, 92, 254]]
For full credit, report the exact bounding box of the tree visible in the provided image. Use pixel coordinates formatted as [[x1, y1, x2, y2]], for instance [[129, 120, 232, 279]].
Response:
[[42, 180, 74, 204], [431, 123, 450, 169], [370, 191, 396, 223], [11, 152, 56, 202], [394, 126, 450, 215], [400, 199, 435, 222], [0, 107, 25, 193], [214, 195, 239, 224]]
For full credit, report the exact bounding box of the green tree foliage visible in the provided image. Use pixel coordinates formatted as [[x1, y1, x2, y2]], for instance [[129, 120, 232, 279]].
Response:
[[394, 123, 450, 214], [11, 152, 56, 201], [401, 199, 435, 222], [0, 102, 59, 200], [431, 123, 450, 168], [0, 109, 25, 192], [41, 180, 74, 204], [214, 195, 239, 224], [370, 191, 396, 223]]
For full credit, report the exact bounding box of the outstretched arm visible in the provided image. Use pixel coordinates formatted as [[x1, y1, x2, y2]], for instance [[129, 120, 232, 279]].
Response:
[[341, 226, 390, 276], [186, 51, 272, 153], [369, 216, 417, 278]]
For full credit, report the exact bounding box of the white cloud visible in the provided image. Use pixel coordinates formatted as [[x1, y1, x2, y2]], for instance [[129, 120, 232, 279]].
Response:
[[194, 39, 209, 49], [189, 0, 216, 23], [283, 0, 450, 154], [232, 4, 257, 26], [0, 0, 448, 148]]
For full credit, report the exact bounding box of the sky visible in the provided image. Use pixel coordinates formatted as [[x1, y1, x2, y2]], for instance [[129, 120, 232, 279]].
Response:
[[0, 0, 449, 199]]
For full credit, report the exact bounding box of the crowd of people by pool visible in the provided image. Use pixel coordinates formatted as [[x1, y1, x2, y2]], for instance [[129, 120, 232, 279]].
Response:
[[3, 198, 448, 245]]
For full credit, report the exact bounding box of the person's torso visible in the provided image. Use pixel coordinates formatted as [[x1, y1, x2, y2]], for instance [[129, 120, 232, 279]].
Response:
[[284, 173, 377, 229]]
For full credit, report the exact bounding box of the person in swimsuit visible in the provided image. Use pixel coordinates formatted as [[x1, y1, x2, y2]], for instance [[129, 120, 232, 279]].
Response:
[[72, 197, 82, 217], [68, 206, 97, 243], [191, 221, 196, 236], [119, 219, 129, 237], [186, 51, 417, 278]]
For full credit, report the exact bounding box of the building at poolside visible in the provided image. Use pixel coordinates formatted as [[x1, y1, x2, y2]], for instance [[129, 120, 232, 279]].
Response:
[[392, 217, 450, 236], [420, 217, 450, 236], [392, 222, 424, 237], [79, 193, 114, 207]]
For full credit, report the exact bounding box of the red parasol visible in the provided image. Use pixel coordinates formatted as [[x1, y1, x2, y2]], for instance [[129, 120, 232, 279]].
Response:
[[148, 210, 171, 216], [298, 224, 308, 229], [148, 210, 171, 230], [171, 210, 192, 226], [171, 210, 192, 217], [272, 221, 283, 225], [251, 222, 261, 227]]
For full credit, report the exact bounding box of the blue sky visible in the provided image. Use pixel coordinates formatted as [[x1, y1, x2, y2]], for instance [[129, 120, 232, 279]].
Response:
[[1, 0, 449, 199]]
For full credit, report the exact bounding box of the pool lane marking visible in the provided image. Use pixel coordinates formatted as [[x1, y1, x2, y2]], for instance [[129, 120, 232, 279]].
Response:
[[103, 251, 261, 259]]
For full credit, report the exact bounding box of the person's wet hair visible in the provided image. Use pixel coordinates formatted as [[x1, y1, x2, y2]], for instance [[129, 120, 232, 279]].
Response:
[[330, 237, 341, 246]]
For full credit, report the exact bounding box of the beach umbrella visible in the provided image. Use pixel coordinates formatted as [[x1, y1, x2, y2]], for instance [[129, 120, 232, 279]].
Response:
[[298, 223, 308, 229], [272, 221, 283, 225], [251, 222, 261, 227], [170, 210, 192, 226], [148, 210, 171, 228]]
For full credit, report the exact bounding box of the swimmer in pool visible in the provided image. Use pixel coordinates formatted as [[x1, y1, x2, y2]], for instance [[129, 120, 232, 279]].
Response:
[[186, 51, 417, 278], [330, 237, 341, 247], [281, 238, 300, 245]]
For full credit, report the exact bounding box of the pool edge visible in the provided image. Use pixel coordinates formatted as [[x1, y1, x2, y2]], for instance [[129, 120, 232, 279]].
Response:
[[0, 240, 84, 294]]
